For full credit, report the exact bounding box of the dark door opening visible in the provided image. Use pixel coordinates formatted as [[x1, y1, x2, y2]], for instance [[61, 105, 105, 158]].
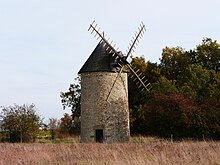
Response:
[[95, 129, 104, 143]]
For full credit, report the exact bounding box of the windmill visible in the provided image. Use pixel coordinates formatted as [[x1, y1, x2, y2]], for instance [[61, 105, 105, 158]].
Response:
[[78, 21, 151, 143]]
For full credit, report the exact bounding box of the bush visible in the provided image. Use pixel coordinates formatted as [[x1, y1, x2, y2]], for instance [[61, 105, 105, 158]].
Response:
[[0, 104, 41, 142]]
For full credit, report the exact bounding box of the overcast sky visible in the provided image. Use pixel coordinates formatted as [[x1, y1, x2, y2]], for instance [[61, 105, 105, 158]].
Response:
[[0, 0, 219, 121]]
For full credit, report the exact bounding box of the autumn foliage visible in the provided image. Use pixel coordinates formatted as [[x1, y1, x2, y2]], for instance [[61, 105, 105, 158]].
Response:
[[129, 38, 220, 139]]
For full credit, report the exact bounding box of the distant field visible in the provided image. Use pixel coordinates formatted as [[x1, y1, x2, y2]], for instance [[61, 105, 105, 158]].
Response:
[[0, 138, 219, 165]]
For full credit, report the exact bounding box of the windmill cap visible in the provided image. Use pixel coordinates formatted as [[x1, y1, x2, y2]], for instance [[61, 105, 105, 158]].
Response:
[[78, 41, 127, 74]]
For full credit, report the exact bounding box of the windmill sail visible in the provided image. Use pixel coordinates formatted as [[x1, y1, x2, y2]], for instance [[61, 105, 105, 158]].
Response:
[[88, 21, 151, 101], [127, 64, 152, 92], [125, 22, 146, 59], [88, 21, 121, 59]]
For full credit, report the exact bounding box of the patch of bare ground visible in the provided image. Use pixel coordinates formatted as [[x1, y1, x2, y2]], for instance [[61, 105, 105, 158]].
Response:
[[0, 140, 220, 165]]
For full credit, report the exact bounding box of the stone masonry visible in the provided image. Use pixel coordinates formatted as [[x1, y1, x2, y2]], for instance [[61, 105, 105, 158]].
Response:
[[80, 72, 130, 142]]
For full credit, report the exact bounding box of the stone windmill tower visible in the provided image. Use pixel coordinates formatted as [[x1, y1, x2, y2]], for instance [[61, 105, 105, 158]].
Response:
[[78, 21, 151, 143]]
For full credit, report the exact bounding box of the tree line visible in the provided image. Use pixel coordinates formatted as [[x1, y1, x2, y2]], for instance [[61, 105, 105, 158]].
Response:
[[129, 38, 220, 139]]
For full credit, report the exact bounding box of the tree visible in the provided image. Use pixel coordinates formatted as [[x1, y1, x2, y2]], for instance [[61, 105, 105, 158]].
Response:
[[158, 38, 220, 101], [160, 46, 190, 81], [178, 64, 212, 100], [142, 92, 214, 139], [48, 118, 59, 140], [128, 40, 220, 139], [129, 57, 162, 106], [152, 76, 178, 94], [194, 38, 220, 71], [48, 114, 79, 140], [0, 104, 41, 142], [200, 98, 220, 139], [60, 77, 81, 123], [59, 113, 79, 136]]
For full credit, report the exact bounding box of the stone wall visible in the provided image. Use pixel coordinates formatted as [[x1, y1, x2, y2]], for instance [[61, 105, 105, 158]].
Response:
[[80, 72, 130, 142]]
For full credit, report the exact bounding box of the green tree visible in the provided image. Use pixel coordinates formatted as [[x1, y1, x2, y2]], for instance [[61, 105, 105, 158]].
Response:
[[128, 56, 159, 106], [152, 76, 178, 94], [178, 64, 211, 100], [160, 46, 190, 81], [0, 104, 41, 143], [128, 57, 158, 134], [207, 71, 220, 99], [158, 38, 220, 101], [60, 77, 81, 122], [194, 38, 220, 70], [48, 118, 59, 140]]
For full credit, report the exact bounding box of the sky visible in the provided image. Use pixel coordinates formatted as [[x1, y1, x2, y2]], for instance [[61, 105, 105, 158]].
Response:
[[0, 0, 220, 121]]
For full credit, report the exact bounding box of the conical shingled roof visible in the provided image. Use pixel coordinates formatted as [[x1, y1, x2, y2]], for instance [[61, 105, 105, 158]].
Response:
[[78, 41, 115, 74]]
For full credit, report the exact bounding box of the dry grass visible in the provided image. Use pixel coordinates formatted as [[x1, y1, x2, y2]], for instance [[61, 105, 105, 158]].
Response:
[[0, 139, 220, 165]]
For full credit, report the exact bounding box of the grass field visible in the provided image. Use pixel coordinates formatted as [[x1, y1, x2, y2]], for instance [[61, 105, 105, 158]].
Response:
[[0, 137, 219, 165]]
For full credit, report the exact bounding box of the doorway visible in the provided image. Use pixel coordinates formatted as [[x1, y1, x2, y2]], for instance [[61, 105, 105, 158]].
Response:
[[95, 129, 104, 143]]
